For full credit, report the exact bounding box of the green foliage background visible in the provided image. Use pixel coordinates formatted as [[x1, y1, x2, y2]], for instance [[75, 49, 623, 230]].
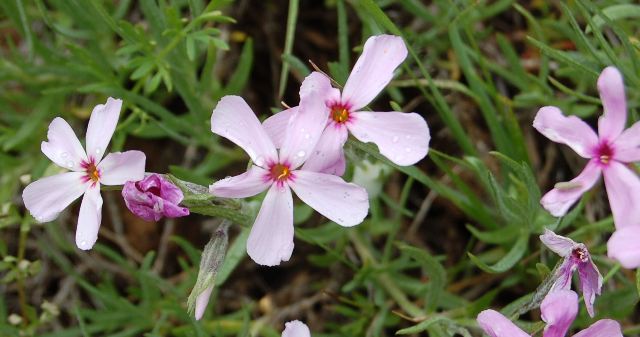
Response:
[[1, 0, 639, 336]]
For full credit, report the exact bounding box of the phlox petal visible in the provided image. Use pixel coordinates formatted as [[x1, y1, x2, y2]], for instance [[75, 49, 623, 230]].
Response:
[[209, 166, 271, 198], [289, 170, 368, 227], [540, 229, 576, 257], [98, 151, 146, 186], [533, 106, 598, 158], [573, 320, 623, 337], [476, 310, 530, 337], [22, 172, 88, 222], [597, 67, 627, 141], [263, 107, 298, 148], [40, 117, 88, 171], [280, 72, 333, 169], [194, 286, 213, 321], [549, 258, 574, 292], [282, 320, 311, 337], [578, 258, 603, 317], [342, 35, 407, 110], [76, 186, 103, 250], [302, 124, 348, 175], [613, 120, 640, 163], [603, 161, 640, 229], [348, 111, 430, 166], [211, 96, 278, 166], [541, 161, 601, 217], [607, 226, 640, 269], [541, 290, 578, 337], [86, 97, 122, 162], [247, 184, 294, 266]]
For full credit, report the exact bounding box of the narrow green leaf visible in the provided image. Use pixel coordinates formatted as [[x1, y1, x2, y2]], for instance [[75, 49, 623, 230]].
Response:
[[468, 230, 529, 273]]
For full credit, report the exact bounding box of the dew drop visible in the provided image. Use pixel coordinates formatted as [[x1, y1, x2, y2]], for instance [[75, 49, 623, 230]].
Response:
[[60, 152, 69, 159], [95, 147, 102, 154], [405, 147, 412, 153], [66, 161, 74, 168], [392, 136, 399, 143], [304, 133, 310, 139], [297, 150, 306, 157], [405, 135, 411, 140]]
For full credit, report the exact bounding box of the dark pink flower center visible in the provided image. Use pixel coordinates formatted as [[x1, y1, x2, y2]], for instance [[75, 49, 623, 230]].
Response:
[[329, 102, 351, 124], [594, 141, 615, 166], [571, 246, 589, 263], [80, 158, 101, 186], [269, 163, 293, 185]]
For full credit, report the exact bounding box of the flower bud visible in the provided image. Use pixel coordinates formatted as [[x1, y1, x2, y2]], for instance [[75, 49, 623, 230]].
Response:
[[122, 174, 189, 221], [188, 223, 229, 320]]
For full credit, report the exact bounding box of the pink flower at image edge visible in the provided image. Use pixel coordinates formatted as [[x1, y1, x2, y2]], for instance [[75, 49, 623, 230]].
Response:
[[477, 290, 623, 337], [22, 97, 146, 250], [122, 174, 189, 222]]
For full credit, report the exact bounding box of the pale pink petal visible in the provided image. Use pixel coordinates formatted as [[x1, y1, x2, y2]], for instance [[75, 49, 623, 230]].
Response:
[[282, 320, 311, 337], [573, 320, 623, 337], [86, 97, 122, 162], [476, 310, 530, 337], [280, 72, 333, 169], [603, 161, 640, 229], [263, 107, 298, 148], [541, 290, 578, 337], [194, 286, 213, 321], [597, 67, 627, 141], [613, 121, 640, 162], [211, 96, 278, 166], [607, 226, 640, 269], [540, 229, 576, 257], [342, 35, 408, 110], [247, 184, 294, 266], [541, 161, 601, 217], [289, 170, 368, 227], [549, 258, 575, 292], [209, 166, 271, 198], [578, 258, 603, 317], [302, 124, 348, 175], [22, 172, 88, 222], [97, 151, 146, 186], [533, 106, 598, 158], [76, 185, 103, 250], [348, 111, 430, 166], [40, 117, 88, 171]]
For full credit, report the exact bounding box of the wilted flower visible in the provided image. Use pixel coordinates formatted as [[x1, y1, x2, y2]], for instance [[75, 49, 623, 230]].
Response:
[[22, 98, 146, 250], [534, 66, 640, 229], [477, 290, 623, 337], [282, 320, 311, 337], [264, 35, 430, 175], [122, 173, 189, 221], [209, 73, 369, 266], [188, 223, 229, 320], [540, 229, 602, 317]]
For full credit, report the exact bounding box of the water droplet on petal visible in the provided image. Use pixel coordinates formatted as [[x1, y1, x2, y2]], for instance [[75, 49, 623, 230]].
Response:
[[67, 161, 74, 168], [405, 135, 411, 140], [304, 133, 310, 139], [60, 152, 69, 159], [392, 136, 399, 143], [297, 150, 306, 157], [95, 147, 101, 155], [405, 148, 412, 153]]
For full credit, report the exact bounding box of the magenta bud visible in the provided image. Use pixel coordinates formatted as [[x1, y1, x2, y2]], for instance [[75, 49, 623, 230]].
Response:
[[122, 174, 189, 221]]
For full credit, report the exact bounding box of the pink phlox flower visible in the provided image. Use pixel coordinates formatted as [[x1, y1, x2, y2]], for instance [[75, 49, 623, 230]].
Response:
[[534, 66, 640, 229], [477, 290, 623, 337], [22, 97, 146, 250], [122, 173, 189, 222], [282, 320, 311, 337], [209, 73, 369, 266], [263, 35, 430, 176], [540, 229, 602, 317]]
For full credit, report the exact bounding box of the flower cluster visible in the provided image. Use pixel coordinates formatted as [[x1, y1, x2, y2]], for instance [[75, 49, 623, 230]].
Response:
[[534, 66, 640, 268]]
